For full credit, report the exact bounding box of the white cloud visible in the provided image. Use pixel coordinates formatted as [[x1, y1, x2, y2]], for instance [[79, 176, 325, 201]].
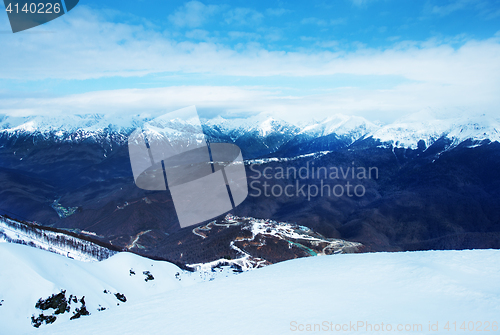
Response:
[[1, 6, 500, 123], [1, 77, 498, 124], [0, 86, 386, 121], [168, 1, 219, 28], [4, 6, 497, 84], [185, 29, 210, 40]]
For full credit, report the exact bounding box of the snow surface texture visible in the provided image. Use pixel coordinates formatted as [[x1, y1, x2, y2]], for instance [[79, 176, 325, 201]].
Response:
[[1, 109, 499, 150], [1, 243, 499, 335], [0, 243, 237, 335]]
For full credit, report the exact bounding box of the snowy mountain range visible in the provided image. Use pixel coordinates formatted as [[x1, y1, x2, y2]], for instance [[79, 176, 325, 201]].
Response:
[[1, 110, 499, 153], [1, 109, 500, 334], [372, 111, 500, 149], [1, 108, 500, 259]]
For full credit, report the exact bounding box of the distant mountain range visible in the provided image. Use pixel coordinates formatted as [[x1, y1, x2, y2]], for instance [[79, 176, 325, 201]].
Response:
[[1, 109, 500, 262], [1, 110, 499, 156]]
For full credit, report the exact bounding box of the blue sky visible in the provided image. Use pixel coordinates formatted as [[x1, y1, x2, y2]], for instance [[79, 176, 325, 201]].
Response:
[[0, 0, 499, 122], [89, 0, 500, 49]]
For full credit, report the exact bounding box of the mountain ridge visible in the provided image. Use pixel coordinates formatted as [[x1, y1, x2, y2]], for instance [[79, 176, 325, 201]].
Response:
[[1, 110, 500, 259], [2, 111, 499, 153]]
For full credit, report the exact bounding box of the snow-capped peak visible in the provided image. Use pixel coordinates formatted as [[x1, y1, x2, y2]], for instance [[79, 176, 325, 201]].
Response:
[[204, 113, 298, 138], [236, 114, 281, 134], [300, 113, 379, 139], [203, 115, 247, 134], [1, 109, 499, 150], [372, 111, 500, 149], [0, 113, 146, 144]]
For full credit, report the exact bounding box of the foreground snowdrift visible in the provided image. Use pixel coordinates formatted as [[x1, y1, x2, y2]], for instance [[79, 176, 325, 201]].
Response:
[[1, 243, 499, 335]]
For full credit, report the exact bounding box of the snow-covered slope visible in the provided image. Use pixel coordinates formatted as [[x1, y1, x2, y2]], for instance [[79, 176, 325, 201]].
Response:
[[3, 245, 497, 335], [372, 111, 500, 149], [0, 216, 117, 262], [300, 114, 380, 143], [0, 243, 236, 334], [203, 114, 301, 154], [0, 114, 147, 143], [0, 114, 147, 135], [236, 113, 299, 137]]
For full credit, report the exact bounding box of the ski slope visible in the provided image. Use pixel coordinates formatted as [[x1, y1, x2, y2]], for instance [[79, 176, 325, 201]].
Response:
[[0, 243, 235, 335], [1, 243, 499, 335]]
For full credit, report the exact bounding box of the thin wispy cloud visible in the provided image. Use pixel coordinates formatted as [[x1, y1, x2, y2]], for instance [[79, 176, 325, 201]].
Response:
[[301, 17, 346, 27], [430, 0, 475, 16], [330, 18, 347, 25], [301, 17, 328, 26], [224, 8, 264, 25], [185, 29, 211, 40], [350, 0, 380, 7], [228, 31, 261, 40], [168, 1, 219, 28], [0, 1, 499, 123], [265, 8, 292, 16], [2, 7, 498, 83], [428, 0, 500, 19]]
